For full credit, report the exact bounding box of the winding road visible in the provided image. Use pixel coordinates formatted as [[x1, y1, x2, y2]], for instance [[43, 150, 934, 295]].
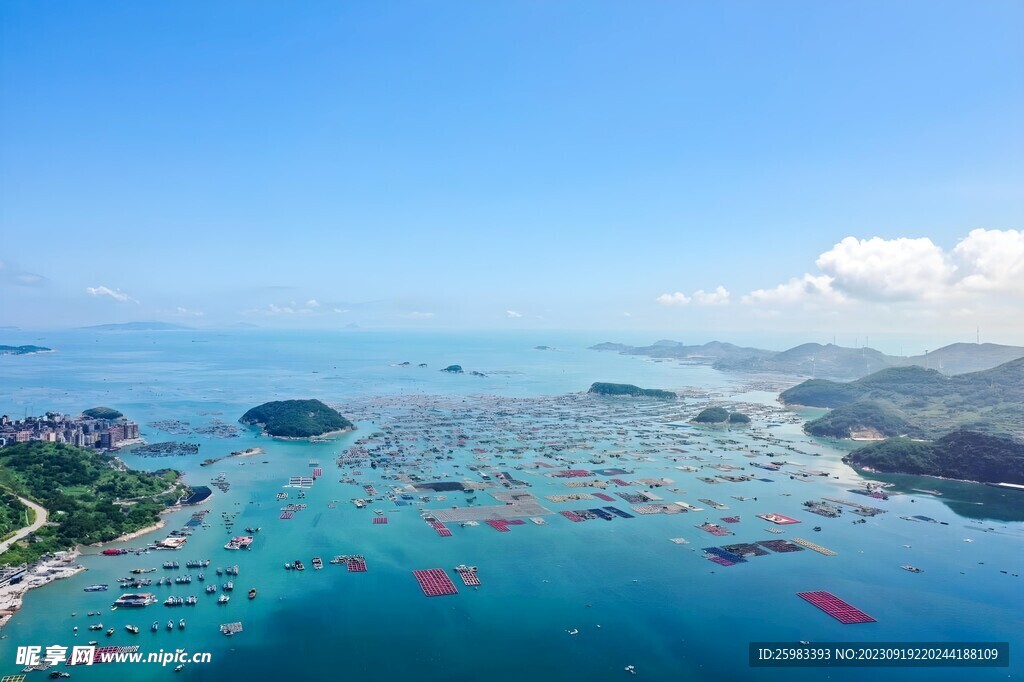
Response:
[[0, 496, 48, 556]]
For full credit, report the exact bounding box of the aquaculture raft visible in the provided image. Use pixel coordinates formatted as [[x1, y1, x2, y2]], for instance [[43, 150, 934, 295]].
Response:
[[413, 569, 459, 597], [797, 591, 875, 624], [594, 493, 615, 502], [372, 516, 388, 524], [559, 511, 584, 523], [455, 566, 480, 586], [347, 557, 367, 572], [430, 521, 453, 537], [791, 538, 837, 556]]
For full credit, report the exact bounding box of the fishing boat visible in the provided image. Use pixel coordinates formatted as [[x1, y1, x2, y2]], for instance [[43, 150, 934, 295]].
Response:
[[311, 557, 323, 570], [125, 624, 139, 634], [152, 621, 159, 632], [217, 594, 230, 604], [901, 565, 923, 573], [113, 593, 158, 607], [179, 619, 186, 630], [248, 588, 257, 600], [106, 628, 115, 636], [186, 595, 198, 605], [206, 584, 218, 594], [294, 559, 305, 571], [166, 620, 173, 630], [83, 584, 109, 592], [223, 581, 234, 591], [88, 623, 103, 631], [174, 664, 185, 672]]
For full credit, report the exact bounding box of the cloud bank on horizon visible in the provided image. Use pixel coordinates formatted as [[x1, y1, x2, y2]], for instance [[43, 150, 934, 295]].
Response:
[[658, 228, 1023, 312]]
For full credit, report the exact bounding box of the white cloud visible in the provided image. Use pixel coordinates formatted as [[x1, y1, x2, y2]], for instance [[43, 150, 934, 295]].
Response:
[[174, 307, 204, 317], [655, 292, 691, 306], [815, 236, 953, 301], [743, 274, 841, 305], [743, 229, 1022, 307], [506, 310, 522, 318], [86, 285, 136, 303], [951, 228, 1024, 295], [332, 308, 350, 314], [306, 299, 320, 308], [691, 285, 731, 305], [405, 311, 435, 319], [269, 304, 295, 314]]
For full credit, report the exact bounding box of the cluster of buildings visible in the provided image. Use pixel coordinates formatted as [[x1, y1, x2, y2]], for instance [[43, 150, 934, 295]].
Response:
[[0, 412, 140, 450]]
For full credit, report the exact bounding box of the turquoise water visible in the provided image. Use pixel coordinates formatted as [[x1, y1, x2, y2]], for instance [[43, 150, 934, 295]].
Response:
[[0, 330, 1021, 681]]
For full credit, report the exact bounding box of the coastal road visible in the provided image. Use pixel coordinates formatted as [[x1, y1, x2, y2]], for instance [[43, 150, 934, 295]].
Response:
[[0, 496, 48, 556]]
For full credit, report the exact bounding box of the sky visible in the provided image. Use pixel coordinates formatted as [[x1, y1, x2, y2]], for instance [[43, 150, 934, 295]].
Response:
[[1, 1, 1022, 346]]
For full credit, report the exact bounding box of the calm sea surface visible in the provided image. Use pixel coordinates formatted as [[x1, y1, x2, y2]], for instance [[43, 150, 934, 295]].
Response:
[[0, 330, 1020, 681]]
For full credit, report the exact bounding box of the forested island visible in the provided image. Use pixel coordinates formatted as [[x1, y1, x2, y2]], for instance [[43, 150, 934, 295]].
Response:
[[0, 441, 186, 565], [82, 406, 124, 420], [843, 430, 1024, 485], [239, 399, 354, 438], [693, 407, 750, 424], [0, 345, 52, 355], [587, 382, 676, 399]]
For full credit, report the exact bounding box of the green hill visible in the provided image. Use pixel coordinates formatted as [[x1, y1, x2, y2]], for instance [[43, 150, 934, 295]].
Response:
[[0, 441, 186, 565], [782, 358, 1024, 440], [844, 430, 1024, 485], [82, 406, 124, 420], [587, 383, 676, 399], [239, 399, 354, 438]]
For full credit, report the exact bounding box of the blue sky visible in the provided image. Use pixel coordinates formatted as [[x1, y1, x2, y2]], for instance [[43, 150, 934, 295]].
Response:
[[1, 1, 1022, 343]]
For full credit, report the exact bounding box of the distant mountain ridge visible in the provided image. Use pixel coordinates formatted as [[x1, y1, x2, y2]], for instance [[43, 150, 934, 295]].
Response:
[[81, 321, 193, 331], [590, 339, 1024, 380]]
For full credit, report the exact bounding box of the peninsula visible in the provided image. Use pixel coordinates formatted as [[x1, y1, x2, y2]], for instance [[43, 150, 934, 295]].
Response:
[[239, 399, 354, 438]]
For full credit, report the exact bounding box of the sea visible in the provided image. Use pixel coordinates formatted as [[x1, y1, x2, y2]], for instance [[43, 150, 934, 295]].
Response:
[[0, 329, 1020, 682]]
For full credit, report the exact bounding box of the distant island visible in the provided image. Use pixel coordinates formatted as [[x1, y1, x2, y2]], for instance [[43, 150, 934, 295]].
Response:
[[693, 407, 750, 424], [0, 345, 52, 355], [591, 339, 1024, 381], [441, 365, 464, 374], [239, 399, 354, 438], [81, 321, 193, 331], [0, 441, 186, 565], [82, 406, 124, 420], [843, 430, 1024, 485], [587, 382, 676, 399]]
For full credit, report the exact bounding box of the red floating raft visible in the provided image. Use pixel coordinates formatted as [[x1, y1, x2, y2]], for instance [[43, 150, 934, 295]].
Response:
[[347, 557, 367, 572], [797, 591, 876, 624], [413, 568, 459, 596], [559, 510, 585, 523], [431, 521, 453, 537], [594, 493, 615, 502], [610, 478, 630, 486], [279, 511, 294, 519], [372, 516, 388, 525], [485, 520, 511, 532], [312, 467, 323, 478]]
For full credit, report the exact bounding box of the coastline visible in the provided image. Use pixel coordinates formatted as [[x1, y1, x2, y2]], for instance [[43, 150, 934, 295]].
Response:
[[0, 549, 85, 629], [265, 426, 356, 441]]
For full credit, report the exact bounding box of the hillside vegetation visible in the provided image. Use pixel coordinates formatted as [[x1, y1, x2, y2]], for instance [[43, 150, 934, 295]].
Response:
[[844, 430, 1024, 484], [0, 441, 185, 565], [781, 358, 1024, 440], [588, 383, 676, 399], [240, 399, 354, 438]]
